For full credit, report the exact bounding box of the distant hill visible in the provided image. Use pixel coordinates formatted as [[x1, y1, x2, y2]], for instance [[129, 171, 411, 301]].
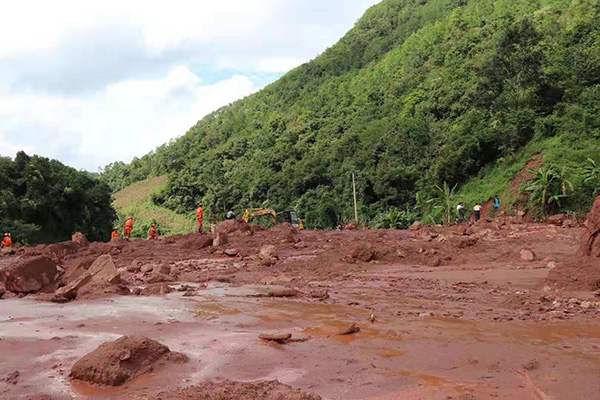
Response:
[[113, 175, 196, 238], [102, 0, 600, 227]]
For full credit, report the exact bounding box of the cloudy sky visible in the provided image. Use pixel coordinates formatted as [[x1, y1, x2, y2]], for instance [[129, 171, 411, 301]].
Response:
[[0, 0, 380, 171]]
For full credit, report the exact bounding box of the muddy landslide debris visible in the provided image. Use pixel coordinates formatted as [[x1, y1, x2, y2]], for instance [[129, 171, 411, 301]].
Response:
[[2, 256, 61, 294], [259, 332, 293, 343], [70, 336, 187, 386], [155, 380, 321, 400], [337, 323, 360, 335]]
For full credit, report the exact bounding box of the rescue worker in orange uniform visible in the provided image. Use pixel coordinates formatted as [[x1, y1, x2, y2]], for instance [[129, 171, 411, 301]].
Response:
[[148, 224, 158, 240], [111, 230, 120, 240], [124, 217, 134, 240], [2, 233, 12, 247], [196, 202, 204, 233]]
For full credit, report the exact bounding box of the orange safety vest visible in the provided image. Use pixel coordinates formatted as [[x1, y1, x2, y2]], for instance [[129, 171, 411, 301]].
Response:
[[196, 207, 204, 221], [149, 227, 157, 238], [111, 231, 120, 239], [2, 237, 12, 247]]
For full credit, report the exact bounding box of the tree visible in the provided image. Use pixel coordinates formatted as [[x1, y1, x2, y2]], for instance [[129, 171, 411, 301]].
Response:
[[522, 166, 572, 219], [429, 182, 458, 226]]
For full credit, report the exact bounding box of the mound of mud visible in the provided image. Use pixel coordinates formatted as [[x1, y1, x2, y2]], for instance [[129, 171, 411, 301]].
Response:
[[155, 380, 321, 400], [547, 259, 600, 291], [580, 196, 600, 257], [216, 219, 253, 236], [180, 234, 213, 250], [76, 281, 130, 300], [70, 336, 187, 386], [2, 256, 61, 294]]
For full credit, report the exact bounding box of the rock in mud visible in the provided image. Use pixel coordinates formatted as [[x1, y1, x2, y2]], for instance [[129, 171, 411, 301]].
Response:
[[337, 323, 360, 335], [520, 248, 537, 262], [345, 222, 358, 230], [153, 264, 171, 276], [259, 332, 292, 343], [155, 380, 321, 400], [268, 289, 300, 298], [213, 232, 229, 247], [308, 289, 329, 299], [181, 235, 213, 250], [224, 248, 239, 257], [2, 256, 61, 294], [259, 245, 278, 261], [580, 196, 600, 257], [146, 272, 173, 284], [42, 241, 80, 263], [216, 219, 253, 236], [76, 281, 130, 300], [410, 221, 422, 231], [350, 244, 375, 262], [71, 232, 89, 247], [55, 272, 93, 300], [127, 260, 143, 273], [455, 236, 478, 248], [88, 255, 120, 284], [70, 336, 187, 386], [141, 283, 172, 296], [547, 214, 566, 226], [0, 283, 5, 299]]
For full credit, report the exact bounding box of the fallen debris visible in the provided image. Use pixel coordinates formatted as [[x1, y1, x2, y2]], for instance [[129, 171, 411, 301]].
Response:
[[69, 336, 187, 386], [337, 323, 360, 335], [259, 332, 292, 343]]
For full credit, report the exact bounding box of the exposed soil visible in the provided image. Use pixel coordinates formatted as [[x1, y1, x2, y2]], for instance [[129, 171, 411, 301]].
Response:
[[155, 380, 321, 400], [70, 336, 187, 386], [1, 214, 600, 399]]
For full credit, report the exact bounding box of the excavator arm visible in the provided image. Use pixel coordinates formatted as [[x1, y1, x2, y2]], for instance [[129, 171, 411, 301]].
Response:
[[243, 208, 278, 224]]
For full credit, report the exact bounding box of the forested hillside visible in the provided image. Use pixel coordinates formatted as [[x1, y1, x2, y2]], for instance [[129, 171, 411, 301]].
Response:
[[102, 0, 600, 228], [0, 152, 115, 244]]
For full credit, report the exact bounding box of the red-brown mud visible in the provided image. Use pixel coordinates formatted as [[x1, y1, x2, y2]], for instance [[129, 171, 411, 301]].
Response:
[[1, 217, 600, 399]]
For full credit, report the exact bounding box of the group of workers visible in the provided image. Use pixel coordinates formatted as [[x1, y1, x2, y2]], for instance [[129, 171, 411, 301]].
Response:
[[456, 196, 500, 223], [109, 202, 207, 241]]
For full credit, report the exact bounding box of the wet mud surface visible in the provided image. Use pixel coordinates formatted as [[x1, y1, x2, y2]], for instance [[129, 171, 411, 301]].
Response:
[[1, 220, 600, 399]]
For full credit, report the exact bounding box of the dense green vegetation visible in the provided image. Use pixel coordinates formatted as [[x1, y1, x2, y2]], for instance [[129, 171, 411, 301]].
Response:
[[0, 151, 115, 244], [113, 176, 197, 238], [102, 0, 600, 228]]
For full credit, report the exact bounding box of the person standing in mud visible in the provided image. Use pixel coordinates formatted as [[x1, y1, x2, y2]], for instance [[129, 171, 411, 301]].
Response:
[[457, 203, 466, 223], [148, 224, 158, 240], [2, 233, 12, 247], [124, 217, 134, 240], [473, 203, 482, 222], [196, 202, 204, 233], [494, 196, 501, 215]]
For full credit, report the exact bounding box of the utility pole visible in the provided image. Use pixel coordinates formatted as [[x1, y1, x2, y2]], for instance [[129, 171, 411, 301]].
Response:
[[352, 173, 358, 224]]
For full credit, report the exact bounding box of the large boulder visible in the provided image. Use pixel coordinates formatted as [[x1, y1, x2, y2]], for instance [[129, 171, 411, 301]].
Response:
[[71, 232, 89, 247], [580, 197, 600, 257], [76, 281, 130, 300], [180, 235, 213, 250], [259, 245, 278, 266], [69, 336, 187, 386], [43, 241, 80, 263], [215, 219, 253, 236], [56, 273, 94, 300], [2, 256, 61, 294], [213, 232, 229, 247], [88, 255, 120, 284], [140, 283, 172, 296]]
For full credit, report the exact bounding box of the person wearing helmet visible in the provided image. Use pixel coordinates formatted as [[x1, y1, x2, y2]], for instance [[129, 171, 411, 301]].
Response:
[[1, 233, 12, 247], [124, 217, 134, 240], [148, 224, 158, 240], [196, 202, 204, 233]]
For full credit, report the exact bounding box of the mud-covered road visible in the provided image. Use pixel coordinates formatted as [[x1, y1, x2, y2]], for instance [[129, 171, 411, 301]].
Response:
[[1, 217, 600, 399]]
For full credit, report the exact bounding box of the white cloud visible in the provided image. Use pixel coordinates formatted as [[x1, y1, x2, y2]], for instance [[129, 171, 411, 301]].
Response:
[[0, 0, 381, 170]]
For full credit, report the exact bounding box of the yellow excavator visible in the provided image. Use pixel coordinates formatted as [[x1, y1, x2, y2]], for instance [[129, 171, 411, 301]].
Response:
[[243, 208, 304, 230]]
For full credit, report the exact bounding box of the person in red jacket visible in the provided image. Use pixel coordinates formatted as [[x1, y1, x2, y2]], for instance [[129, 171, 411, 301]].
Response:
[[196, 203, 204, 233], [111, 230, 120, 240], [124, 217, 134, 240], [1, 233, 12, 247], [148, 224, 158, 240]]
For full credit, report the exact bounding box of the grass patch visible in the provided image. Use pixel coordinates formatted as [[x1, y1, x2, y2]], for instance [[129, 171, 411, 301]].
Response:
[[113, 175, 196, 238]]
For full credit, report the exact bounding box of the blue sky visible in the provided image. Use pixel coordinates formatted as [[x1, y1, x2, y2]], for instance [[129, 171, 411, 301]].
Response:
[[0, 0, 380, 171]]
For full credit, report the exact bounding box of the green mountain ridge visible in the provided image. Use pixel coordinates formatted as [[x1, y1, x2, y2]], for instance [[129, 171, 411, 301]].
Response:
[[102, 0, 600, 228]]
